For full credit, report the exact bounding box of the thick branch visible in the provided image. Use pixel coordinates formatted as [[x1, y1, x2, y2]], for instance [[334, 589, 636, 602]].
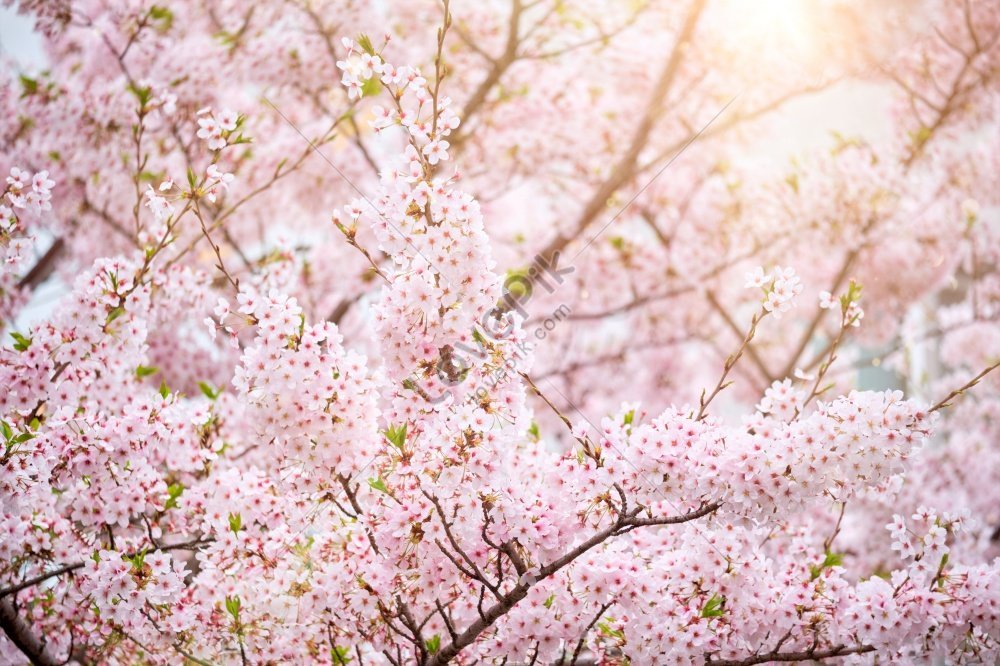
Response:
[[531, 0, 707, 275], [426, 501, 721, 665], [449, 0, 524, 150], [0, 537, 213, 599], [0, 598, 61, 666], [16, 239, 65, 291], [708, 643, 875, 665]]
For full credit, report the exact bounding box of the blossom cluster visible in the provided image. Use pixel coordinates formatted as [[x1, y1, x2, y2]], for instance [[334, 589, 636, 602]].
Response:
[[745, 265, 804, 316], [334, 38, 533, 445]]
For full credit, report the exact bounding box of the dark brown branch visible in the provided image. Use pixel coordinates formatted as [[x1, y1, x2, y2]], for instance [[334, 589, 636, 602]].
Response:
[[423, 491, 501, 597], [435, 599, 459, 644], [0, 598, 61, 666], [707, 643, 875, 665], [1, 538, 213, 599], [425, 501, 721, 665], [569, 601, 612, 666], [337, 474, 381, 555], [16, 239, 65, 290]]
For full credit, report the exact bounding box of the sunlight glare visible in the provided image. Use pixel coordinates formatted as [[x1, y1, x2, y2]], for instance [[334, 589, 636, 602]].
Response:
[[723, 0, 816, 54]]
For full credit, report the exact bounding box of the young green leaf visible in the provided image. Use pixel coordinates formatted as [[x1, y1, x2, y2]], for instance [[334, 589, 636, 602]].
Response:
[[148, 5, 174, 30], [224, 595, 241, 620], [361, 77, 382, 98], [809, 551, 844, 580], [385, 424, 407, 450], [700, 594, 725, 618], [198, 381, 222, 400], [164, 483, 184, 510], [10, 331, 32, 352], [106, 306, 125, 324], [355, 33, 375, 55], [19, 74, 39, 97], [330, 646, 352, 664]]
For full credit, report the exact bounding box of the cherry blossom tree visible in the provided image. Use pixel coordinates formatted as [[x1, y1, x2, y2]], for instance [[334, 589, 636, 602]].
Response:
[[1, 0, 999, 664]]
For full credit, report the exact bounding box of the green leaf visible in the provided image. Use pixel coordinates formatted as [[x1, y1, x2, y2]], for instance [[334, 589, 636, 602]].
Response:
[[528, 421, 540, 440], [785, 173, 799, 194], [19, 74, 39, 97], [127, 83, 153, 108], [158, 380, 171, 399], [822, 551, 844, 568], [148, 5, 174, 31], [846, 279, 863, 304], [356, 33, 375, 55], [164, 483, 184, 510], [106, 306, 125, 324], [10, 331, 32, 352], [543, 593, 555, 609], [700, 593, 725, 618], [330, 645, 352, 664], [125, 548, 148, 570], [597, 621, 625, 639], [911, 126, 933, 147], [367, 477, 389, 494], [228, 512, 243, 534], [198, 381, 222, 400], [425, 635, 441, 654], [361, 77, 382, 98], [0, 420, 12, 441], [385, 424, 407, 451], [810, 551, 844, 580], [224, 595, 241, 620], [622, 409, 636, 428], [504, 268, 532, 300], [213, 29, 236, 47], [135, 365, 159, 378]]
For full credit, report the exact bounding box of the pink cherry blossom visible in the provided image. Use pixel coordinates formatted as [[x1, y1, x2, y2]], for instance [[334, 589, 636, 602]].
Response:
[[1, 1, 999, 664]]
